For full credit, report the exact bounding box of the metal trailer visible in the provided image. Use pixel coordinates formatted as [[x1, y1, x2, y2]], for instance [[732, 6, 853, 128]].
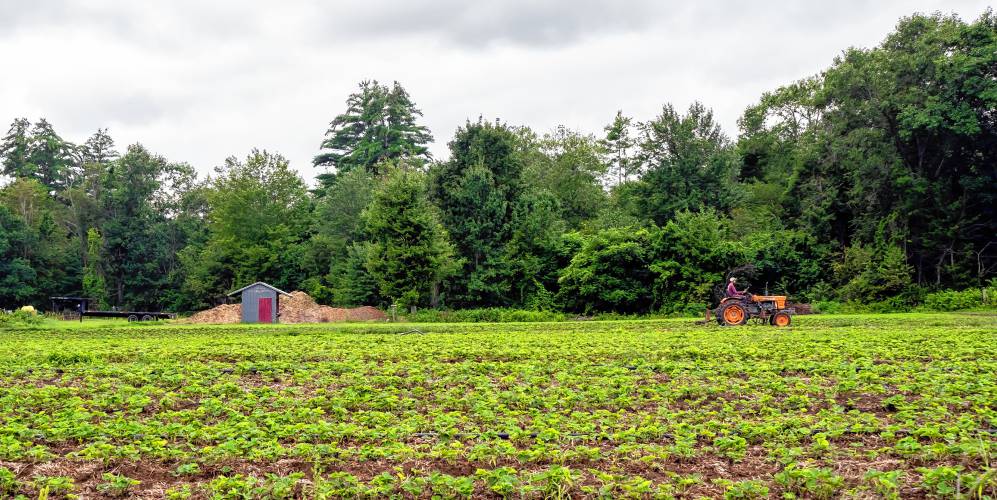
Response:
[[49, 297, 175, 322]]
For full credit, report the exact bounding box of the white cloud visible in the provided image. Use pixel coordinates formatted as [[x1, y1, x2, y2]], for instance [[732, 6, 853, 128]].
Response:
[[0, 0, 991, 184]]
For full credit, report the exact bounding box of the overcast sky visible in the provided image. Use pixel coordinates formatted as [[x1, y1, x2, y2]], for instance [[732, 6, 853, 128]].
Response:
[[1, 1, 991, 183]]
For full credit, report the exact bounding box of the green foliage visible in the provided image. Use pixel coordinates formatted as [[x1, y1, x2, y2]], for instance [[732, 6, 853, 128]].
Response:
[[403, 307, 567, 323], [0, 309, 44, 327], [650, 209, 742, 307], [864, 470, 904, 500], [739, 11, 997, 290], [97, 473, 140, 497], [773, 463, 844, 499], [1, 10, 996, 319], [0, 205, 37, 309], [363, 165, 457, 309], [922, 284, 996, 311], [82, 228, 108, 309], [0, 314, 993, 495], [519, 126, 608, 228], [0, 179, 78, 309], [724, 479, 769, 499], [32, 475, 75, 498], [308, 168, 378, 306], [600, 110, 639, 185], [835, 243, 914, 302], [181, 149, 310, 307], [635, 102, 740, 225], [1, 118, 74, 191], [524, 280, 556, 312], [0, 466, 16, 496], [557, 228, 655, 313], [430, 119, 525, 307], [313, 80, 432, 180]]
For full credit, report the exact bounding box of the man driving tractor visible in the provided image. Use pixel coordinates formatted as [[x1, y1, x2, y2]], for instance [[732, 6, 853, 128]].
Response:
[[726, 277, 748, 299], [708, 276, 794, 326]]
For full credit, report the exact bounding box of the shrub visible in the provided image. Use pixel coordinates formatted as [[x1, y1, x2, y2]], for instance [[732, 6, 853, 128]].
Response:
[[921, 289, 988, 311], [812, 301, 842, 314], [404, 308, 568, 323], [0, 309, 44, 327]]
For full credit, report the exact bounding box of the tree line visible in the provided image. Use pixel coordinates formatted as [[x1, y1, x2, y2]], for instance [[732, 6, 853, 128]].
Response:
[[1, 12, 994, 314]]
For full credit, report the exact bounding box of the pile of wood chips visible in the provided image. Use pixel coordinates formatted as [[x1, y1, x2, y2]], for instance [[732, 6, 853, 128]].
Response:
[[183, 291, 386, 324]]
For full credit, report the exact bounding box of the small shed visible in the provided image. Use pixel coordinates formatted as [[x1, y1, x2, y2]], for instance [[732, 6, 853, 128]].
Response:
[[227, 282, 291, 324]]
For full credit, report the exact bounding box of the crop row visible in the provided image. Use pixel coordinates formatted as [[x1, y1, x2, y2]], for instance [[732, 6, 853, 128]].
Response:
[[0, 313, 994, 497]]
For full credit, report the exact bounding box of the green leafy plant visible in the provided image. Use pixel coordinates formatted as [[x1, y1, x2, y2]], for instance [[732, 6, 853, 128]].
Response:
[[97, 473, 140, 497]]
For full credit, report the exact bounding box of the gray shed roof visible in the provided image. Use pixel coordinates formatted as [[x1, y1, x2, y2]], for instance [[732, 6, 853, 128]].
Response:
[[226, 282, 292, 297]]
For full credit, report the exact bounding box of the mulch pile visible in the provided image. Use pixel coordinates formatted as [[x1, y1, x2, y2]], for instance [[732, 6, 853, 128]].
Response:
[[184, 291, 386, 324]]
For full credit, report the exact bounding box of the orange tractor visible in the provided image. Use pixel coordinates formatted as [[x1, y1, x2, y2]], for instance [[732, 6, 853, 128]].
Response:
[[710, 294, 795, 326]]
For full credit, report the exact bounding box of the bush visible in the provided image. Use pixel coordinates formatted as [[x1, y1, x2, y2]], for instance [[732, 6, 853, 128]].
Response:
[[0, 309, 44, 327], [921, 288, 989, 311], [403, 308, 568, 323], [812, 301, 842, 314]]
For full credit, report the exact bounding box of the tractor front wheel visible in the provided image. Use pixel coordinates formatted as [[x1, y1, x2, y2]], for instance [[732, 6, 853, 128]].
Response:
[[771, 312, 792, 327], [718, 302, 748, 326]]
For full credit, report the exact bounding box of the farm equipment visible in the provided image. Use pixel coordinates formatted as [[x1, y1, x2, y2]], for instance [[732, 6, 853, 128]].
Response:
[[49, 296, 175, 322], [705, 294, 795, 326]]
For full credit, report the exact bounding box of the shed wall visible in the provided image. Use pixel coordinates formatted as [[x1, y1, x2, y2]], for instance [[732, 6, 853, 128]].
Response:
[[241, 285, 277, 323]]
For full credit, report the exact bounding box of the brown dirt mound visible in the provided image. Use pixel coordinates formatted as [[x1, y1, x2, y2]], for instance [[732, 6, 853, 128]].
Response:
[[183, 291, 386, 324], [185, 303, 241, 324]]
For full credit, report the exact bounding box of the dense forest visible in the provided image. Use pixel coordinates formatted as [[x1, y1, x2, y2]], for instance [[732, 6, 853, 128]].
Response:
[[1, 12, 994, 314]]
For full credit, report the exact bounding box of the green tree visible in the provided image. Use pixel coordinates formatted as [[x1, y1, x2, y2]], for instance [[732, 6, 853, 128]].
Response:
[[0, 206, 38, 308], [99, 145, 171, 308], [0, 118, 31, 179], [182, 149, 310, 307], [557, 228, 656, 314], [308, 168, 380, 306], [520, 126, 608, 229], [504, 188, 567, 305], [429, 119, 525, 307], [363, 165, 456, 309], [82, 227, 109, 308], [635, 102, 740, 225], [0, 178, 78, 308], [600, 111, 638, 185], [739, 10, 997, 288], [314, 80, 433, 186], [27, 119, 75, 191], [649, 210, 744, 310]]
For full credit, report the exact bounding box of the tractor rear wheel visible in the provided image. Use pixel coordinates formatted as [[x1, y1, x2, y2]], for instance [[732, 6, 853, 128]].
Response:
[[771, 312, 791, 327], [718, 302, 748, 326]]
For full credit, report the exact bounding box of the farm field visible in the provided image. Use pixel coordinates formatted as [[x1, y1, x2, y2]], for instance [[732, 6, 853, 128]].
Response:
[[0, 313, 995, 498]]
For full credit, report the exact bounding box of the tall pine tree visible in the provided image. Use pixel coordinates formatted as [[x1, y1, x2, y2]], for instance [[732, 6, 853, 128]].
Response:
[[313, 80, 433, 187], [1, 118, 32, 180]]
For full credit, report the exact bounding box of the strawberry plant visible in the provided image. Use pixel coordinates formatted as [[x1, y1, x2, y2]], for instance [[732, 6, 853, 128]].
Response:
[[0, 312, 992, 497]]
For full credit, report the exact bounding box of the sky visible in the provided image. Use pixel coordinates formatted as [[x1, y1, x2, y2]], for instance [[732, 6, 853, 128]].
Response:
[[0, 0, 991, 183]]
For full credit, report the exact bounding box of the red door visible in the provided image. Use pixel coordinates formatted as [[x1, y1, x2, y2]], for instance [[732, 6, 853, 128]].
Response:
[[258, 297, 273, 323]]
